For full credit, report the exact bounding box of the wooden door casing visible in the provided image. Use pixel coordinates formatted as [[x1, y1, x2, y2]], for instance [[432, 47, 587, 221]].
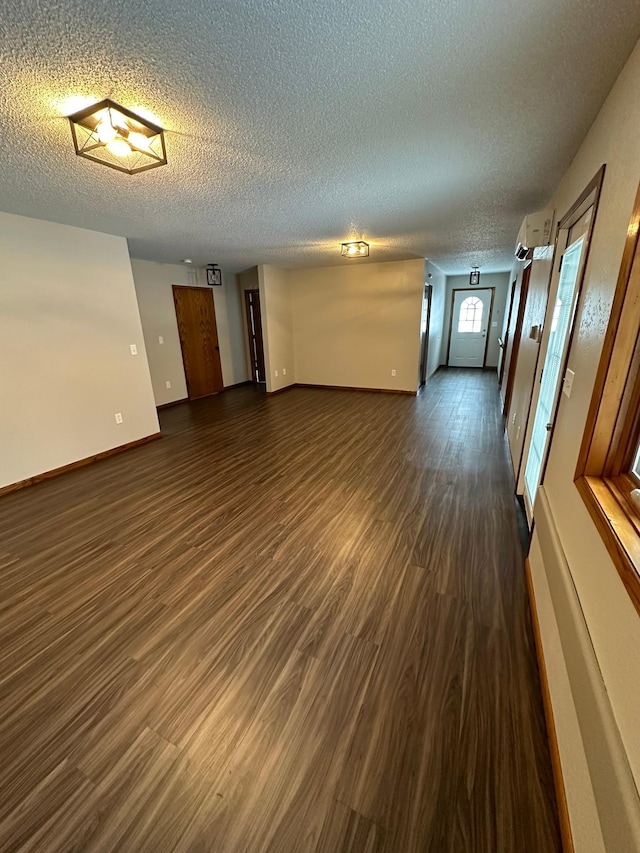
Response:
[[172, 285, 224, 400]]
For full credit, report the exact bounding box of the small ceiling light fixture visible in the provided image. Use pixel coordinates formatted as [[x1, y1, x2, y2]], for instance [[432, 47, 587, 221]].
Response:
[[206, 264, 222, 286], [341, 240, 369, 258], [181, 258, 193, 264], [67, 98, 167, 175], [469, 265, 480, 286]]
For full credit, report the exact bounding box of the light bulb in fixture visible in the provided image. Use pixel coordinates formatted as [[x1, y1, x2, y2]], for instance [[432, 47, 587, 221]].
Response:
[[106, 138, 131, 157], [341, 240, 370, 258], [128, 131, 150, 150], [96, 120, 117, 143]]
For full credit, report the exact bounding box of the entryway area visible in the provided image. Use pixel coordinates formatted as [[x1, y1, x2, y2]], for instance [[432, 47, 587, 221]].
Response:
[[447, 287, 494, 367]]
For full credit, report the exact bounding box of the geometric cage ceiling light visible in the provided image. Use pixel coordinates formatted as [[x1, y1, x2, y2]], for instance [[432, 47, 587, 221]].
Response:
[[67, 99, 167, 175], [341, 240, 369, 258]]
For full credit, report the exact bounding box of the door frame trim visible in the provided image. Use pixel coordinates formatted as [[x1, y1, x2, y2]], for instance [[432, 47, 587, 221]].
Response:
[[520, 165, 606, 518], [446, 286, 495, 368], [243, 288, 266, 383], [419, 283, 433, 387]]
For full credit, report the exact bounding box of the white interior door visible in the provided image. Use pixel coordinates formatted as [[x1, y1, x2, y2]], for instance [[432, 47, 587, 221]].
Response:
[[523, 231, 588, 516], [448, 289, 492, 367]]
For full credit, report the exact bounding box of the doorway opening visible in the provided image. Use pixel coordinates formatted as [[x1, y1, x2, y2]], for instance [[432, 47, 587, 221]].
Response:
[[244, 289, 266, 384], [418, 283, 432, 388]]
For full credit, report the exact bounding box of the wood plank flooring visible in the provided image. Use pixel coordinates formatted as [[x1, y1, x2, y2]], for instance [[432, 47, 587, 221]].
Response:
[[0, 369, 561, 852]]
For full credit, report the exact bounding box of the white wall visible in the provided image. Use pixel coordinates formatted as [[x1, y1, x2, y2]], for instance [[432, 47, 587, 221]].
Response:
[[525, 39, 640, 850], [131, 260, 249, 406], [0, 212, 159, 489], [440, 272, 510, 368], [130, 260, 190, 406], [258, 264, 295, 393], [290, 259, 425, 393], [425, 260, 446, 380]]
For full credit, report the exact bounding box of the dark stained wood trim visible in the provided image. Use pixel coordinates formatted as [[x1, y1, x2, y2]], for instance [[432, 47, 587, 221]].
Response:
[[503, 265, 532, 418], [266, 384, 296, 396], [524, 559, 575, 853], [538, 165, 606, 488], [558, 164, 606, 232], [293, 383, 417, 396], [0, 433, 162, 498], [446, 287, 495, 368], [498, 280, 517, 389], [156, 398, 188, 411]]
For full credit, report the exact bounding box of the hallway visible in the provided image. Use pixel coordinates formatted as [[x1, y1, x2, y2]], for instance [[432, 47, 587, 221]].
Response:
[[0, 370, 560, 851]]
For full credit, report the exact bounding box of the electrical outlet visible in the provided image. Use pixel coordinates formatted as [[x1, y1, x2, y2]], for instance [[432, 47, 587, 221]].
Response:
[[115, 413, 123, 424], [391, 369, 396, 377], [282, 368, 287, 376], [274, 370, 278, 378], [130, 344, 138, 356], [158, 335, 164, 345], [511, 413, 517, 424], [165, 380, 171, 389]]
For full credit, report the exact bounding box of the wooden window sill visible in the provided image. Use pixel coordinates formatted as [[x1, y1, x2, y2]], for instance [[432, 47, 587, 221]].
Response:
[[576, 475, 640, 615]]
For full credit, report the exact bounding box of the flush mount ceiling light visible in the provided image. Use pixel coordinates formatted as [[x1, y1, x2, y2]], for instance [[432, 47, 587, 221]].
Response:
[[67, 99, 167, 175], [469, 265, 480, 285], [341, 240, 369, 258]]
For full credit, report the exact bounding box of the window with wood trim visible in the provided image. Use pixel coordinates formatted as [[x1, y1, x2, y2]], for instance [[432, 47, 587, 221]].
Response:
[[575, 179, 640, 616]]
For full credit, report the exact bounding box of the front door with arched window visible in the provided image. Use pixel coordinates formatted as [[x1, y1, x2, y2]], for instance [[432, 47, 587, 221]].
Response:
[[447, 288, 493, 367]]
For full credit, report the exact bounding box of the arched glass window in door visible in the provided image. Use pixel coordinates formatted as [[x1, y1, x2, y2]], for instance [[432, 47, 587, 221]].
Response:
[[458, 296, 483, 333]]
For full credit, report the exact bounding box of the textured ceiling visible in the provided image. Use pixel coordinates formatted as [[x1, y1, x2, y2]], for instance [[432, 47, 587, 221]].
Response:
[[0, 1, 639, 274]]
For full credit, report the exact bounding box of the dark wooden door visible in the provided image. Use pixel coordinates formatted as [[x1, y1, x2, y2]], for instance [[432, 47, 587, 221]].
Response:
[[244, 289, 266, 383], [172, 285, 224, 399]]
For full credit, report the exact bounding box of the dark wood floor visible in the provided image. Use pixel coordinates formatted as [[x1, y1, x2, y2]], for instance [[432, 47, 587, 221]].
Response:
[[0, 369, 560, 852]]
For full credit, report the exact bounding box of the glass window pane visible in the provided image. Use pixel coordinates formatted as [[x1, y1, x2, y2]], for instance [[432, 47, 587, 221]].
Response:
[[524, 235, 585, 503], [458, 297, 483, 333], [632, 441, 640, 481]]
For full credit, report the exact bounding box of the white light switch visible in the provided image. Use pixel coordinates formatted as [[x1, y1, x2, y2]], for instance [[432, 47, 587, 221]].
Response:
[[158, 336, 164, 345], [165, 380, 171, 389], [283, 368, 287, 375], [274, 370, 278, 377], [562, 369, 575, 398], [130, 344, 138, 355], [391, 369, 397, 376], [115, 412, 123, 424]]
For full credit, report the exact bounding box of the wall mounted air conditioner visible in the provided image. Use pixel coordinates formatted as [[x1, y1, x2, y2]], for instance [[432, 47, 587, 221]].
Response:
[[515, 210, 555, 259]]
